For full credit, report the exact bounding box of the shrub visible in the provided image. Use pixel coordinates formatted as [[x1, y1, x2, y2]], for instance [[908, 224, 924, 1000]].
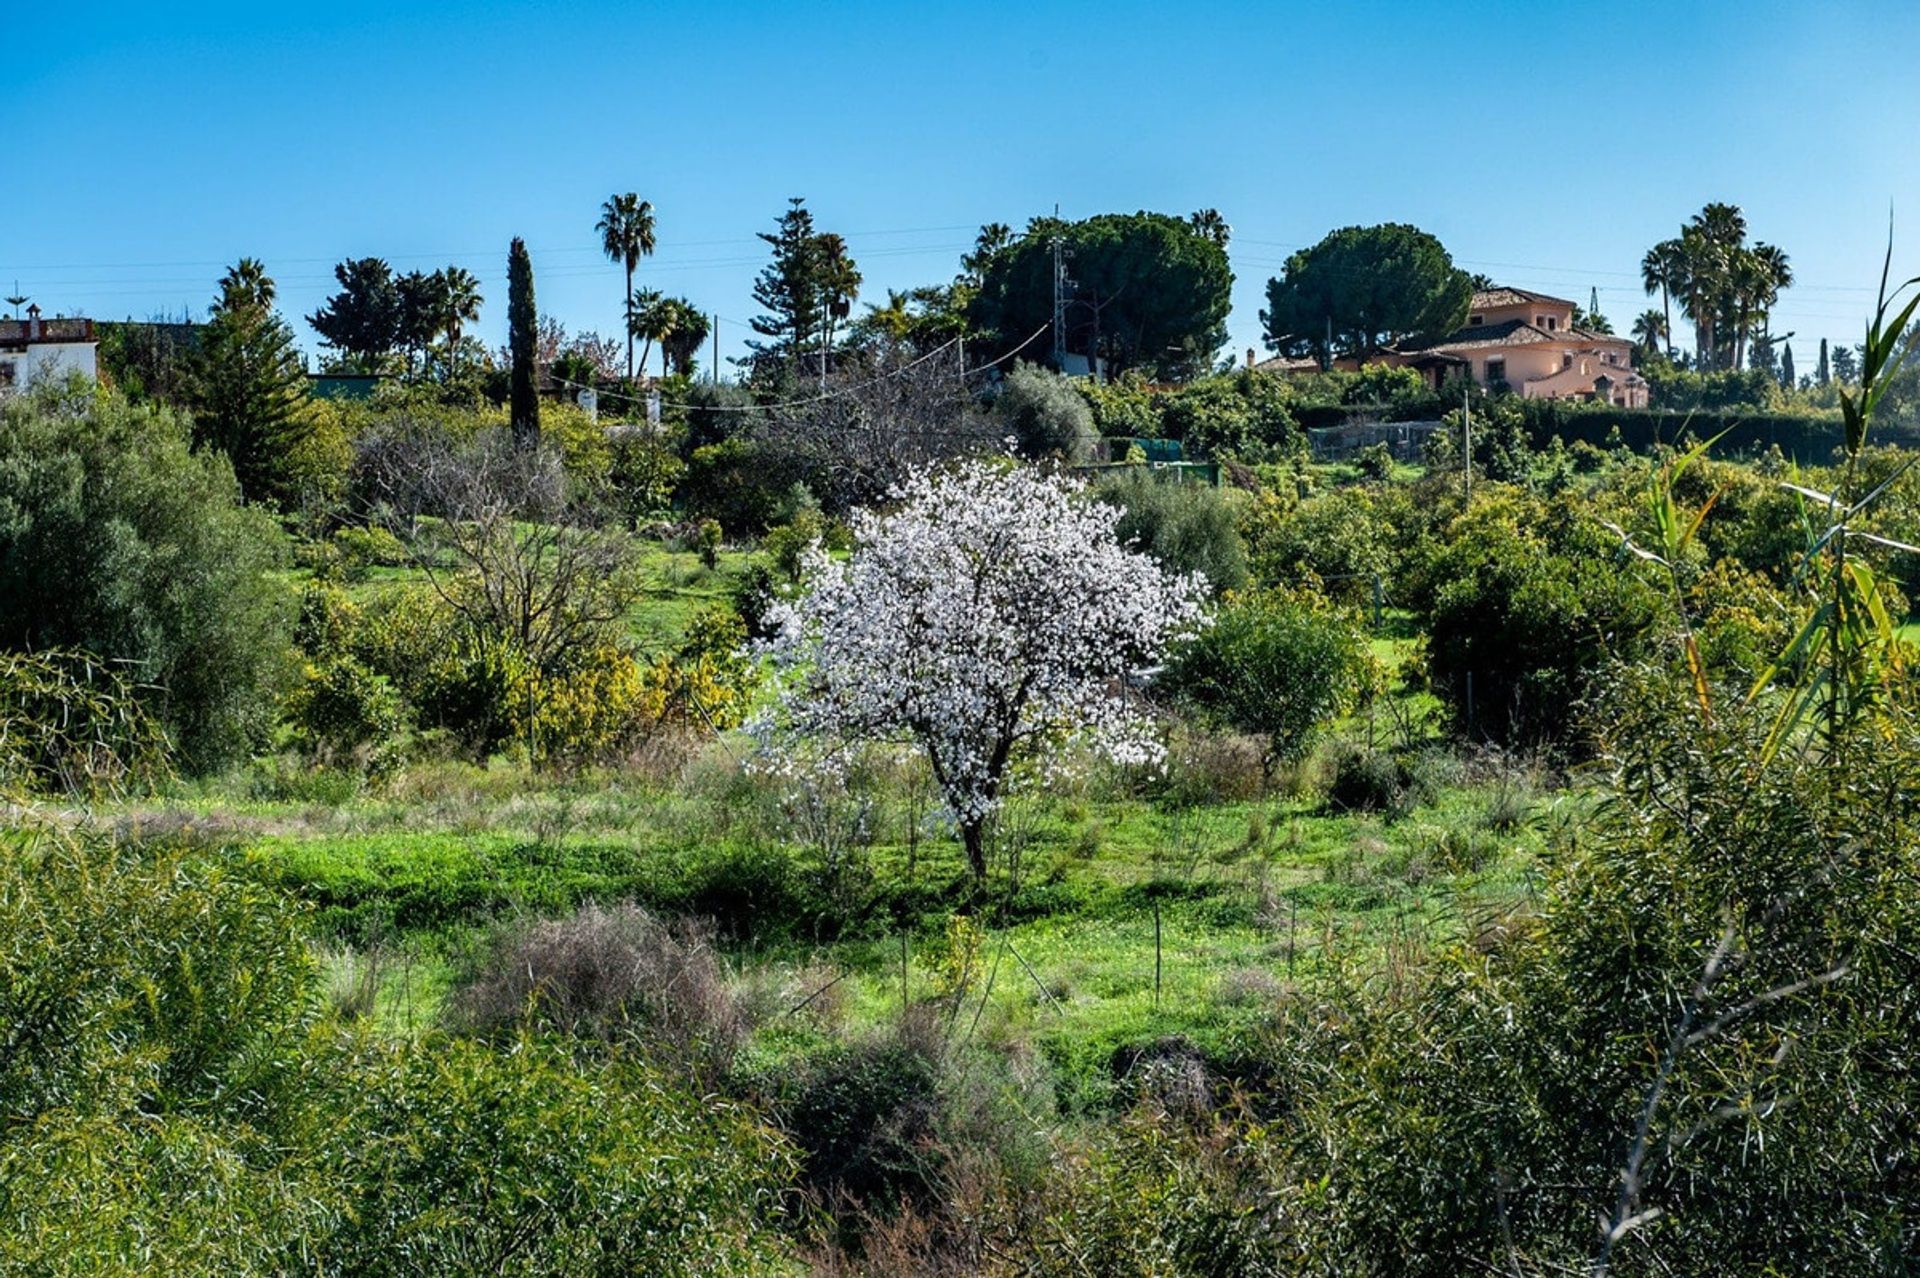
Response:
[[1325, 742, 1420, 817], [997, 361, 1096, 462], [1421, 498, 1663, 748], [1247, 484, 1395, 606], [0, 388, 291, 772], [0, 649, 169, 797], [450, 902, 747, 1081], [604, 426, 685, 526], [283, 654, 406, 776], [770, 1026, 948, 1220], [639, 606, 758, 732], [1097, 468, 1250, 594], [1355, 440, 1394, 482], [308, 1036, 794, 1277], [1164, 588, 1377, 773], [1295, 676, 1920, 1273], [0, 826, 314, 1123]]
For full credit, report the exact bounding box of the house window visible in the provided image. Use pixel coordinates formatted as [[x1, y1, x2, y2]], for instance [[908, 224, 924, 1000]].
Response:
[[1484, 357, 1505, 386], [1544, 316, 1557, 331], [1563, 354, 1573, 368], [1469, 315, 1483, 326]]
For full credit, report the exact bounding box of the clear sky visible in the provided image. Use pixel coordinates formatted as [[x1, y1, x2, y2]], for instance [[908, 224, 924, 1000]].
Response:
[[10, 0, 1920, 371]]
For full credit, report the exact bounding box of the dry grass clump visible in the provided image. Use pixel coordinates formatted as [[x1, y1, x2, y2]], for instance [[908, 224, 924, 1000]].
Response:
[[449, 901, 746, 1079]]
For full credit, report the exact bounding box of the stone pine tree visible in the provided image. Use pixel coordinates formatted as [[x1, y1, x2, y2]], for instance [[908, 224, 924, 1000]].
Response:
[[1818, 337, 1831, 386], [508, 237, 539, 447], [1780, 341, 1796, 390], [193, 259, 316, 506]]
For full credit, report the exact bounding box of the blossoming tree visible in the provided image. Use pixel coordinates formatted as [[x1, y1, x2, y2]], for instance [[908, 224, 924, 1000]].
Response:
[[755, 459, 1209, 880]]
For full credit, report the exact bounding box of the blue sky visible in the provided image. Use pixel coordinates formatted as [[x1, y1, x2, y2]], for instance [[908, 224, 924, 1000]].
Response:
[[10, 0, 1920, 371]]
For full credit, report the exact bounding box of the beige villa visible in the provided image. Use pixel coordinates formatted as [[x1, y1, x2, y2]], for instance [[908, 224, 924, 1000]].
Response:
[[1254, 286, 1649, 408]]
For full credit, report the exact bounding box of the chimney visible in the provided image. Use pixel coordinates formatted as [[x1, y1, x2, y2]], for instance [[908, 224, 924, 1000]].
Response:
[[1245, 347, 1256, 370], [26, 303, 40, 341]]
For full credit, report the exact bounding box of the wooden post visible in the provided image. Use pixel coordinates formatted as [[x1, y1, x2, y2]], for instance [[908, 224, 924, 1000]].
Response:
[[1153, 897, 1163, 1010]]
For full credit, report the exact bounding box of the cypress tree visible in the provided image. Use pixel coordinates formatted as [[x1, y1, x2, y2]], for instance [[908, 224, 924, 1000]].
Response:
[[508, 237, 540, 446], [1780, 341, 1796, 390], [1817, 337, 1831, 387]]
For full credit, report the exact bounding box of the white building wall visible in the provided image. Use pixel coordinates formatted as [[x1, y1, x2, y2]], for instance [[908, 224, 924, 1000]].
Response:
[[0, 342, 98, 392]]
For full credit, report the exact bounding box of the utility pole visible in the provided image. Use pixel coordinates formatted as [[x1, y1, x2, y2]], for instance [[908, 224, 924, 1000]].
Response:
[[1050, 235, 1066, 370], [711, 314, 719, 384], [1462, 386, 1472, 501]]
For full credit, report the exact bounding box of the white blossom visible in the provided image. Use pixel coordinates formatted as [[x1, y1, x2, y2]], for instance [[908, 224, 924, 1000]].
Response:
[[751, 459, 1209, 877]]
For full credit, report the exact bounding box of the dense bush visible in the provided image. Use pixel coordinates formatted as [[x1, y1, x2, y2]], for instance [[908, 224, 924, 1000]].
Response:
[[1097, 469, 1249, 594], [0, 388, 291, 772], [1164, 588, 1376, 772], [307, 1036, 792, 1277], [0, 823, 796, 1275], [997, 361, 1097, 463], [1417, 493, 1663, 747], [450, 902, 747, 1079], [1243, 483, 1398, 606], [1288, 677, 1920, 1273]]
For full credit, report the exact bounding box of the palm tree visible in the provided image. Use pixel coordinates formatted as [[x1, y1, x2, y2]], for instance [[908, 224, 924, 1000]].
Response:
[[215, 257, 276, 313], [437, 266, 483, 372], [626, 287, 667, 378], [1677, 224, 1731, 369], [1189, 208, 1231, 248], [866, 289, 916, 343], [961, 223, 1013, 285], [596, 193, 657, 380], [815, 233, 861, 379], [1631, 309, 1668, 356], [1743, 242, 1793, 369], [657, 299, 711, 377], [1640, 239, 1686, 361]]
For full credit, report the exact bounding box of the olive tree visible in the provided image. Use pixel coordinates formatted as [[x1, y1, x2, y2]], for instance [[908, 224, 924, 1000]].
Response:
[[755, 459, 1208, 880]]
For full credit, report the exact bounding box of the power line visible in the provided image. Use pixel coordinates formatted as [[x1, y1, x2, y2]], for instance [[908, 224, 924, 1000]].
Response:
[[549, 321, 1051, 415]]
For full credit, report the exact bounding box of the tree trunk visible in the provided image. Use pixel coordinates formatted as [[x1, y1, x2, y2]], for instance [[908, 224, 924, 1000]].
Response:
[[624, 263, 635, 382], [962, 820, 987, 882]]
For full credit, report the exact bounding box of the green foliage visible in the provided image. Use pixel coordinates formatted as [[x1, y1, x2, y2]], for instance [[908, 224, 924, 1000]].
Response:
[[998, 361, 1097, 462], [1098, 468, 1250, 594], [0, 649, 169, 797], [0, 824, 794, 1275], [682, 437, 789, 532], [507, 237, 539, 445], [1157, 370, 1302, 459], [1355, 441, 1394, 482], [307, 256, 405, 369], [696, 516, 724, 568], [1166, 588, 1376, 771], [1641, 362, 1784, 410], [1244, 483, 1396, 605], [605, 426, 685, 524], [284, 654, 406, 777], [1261, 223, 1473, 363], [193, 277, 336, 508], [0, 389, 291, 773], [1421, 496, 1664, 747], [1297, 681, 1920, 1273], [970, 211, 1234, 380], [0, 827, 315, 1126], [307, 1035, 792, 1277]]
